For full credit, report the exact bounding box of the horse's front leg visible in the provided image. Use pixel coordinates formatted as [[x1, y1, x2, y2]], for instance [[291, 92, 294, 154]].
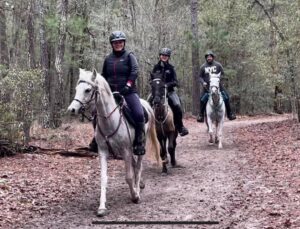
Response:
[[217, 119, 224, 149], [97, 150, 109, 217], [133, 155, 143, 199], [168, 132, 177, 167], [207, 115, 214, 144], [124, 151, 140, 203], [159, 138, 168, 174]]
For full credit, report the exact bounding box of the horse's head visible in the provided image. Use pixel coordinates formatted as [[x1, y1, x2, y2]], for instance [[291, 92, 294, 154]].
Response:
[[209, 73, 221, 104], [67, 68, 99, 115], [150, 72, 166, 106]]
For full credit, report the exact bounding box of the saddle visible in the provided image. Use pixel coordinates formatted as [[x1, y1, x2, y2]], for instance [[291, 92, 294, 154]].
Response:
[[113, 93, 149, 128]]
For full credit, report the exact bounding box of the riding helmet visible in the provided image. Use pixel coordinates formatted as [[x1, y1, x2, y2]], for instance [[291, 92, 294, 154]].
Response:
[[109, 31, 126, 43], [159, 48, 172, 57]]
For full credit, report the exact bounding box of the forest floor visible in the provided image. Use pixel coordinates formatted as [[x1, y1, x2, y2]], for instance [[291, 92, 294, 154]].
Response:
[[0, 113, 299, 229]]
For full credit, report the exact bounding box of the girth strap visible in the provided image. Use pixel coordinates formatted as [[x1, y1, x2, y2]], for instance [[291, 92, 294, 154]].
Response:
[[96, 111, 123, 159]]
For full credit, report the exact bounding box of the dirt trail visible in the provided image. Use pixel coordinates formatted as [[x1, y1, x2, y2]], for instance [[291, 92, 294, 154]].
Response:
[[1, 114, 297, 229]]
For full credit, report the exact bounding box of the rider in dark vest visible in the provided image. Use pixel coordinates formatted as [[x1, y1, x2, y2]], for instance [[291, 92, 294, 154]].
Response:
[[90, 31, 146, 155], [150, 48, 189, 136], [197, 50, 236, 122]]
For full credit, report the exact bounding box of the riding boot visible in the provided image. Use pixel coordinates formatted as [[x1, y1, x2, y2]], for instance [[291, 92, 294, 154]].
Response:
[[134, 122, 146, 155], [197, 100, 207, 123], [224, 100, 236, 120], [89, 137, 98, 152], [172, 105, 189, 136]]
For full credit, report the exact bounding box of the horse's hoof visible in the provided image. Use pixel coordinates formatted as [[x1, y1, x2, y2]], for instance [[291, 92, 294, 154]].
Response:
[[162, 166, 168, 174], [140, 181, 145, 189], [132, 196, 140, 204], [161, 171, 168, 176], [97, 208, 110, 217], [171, 160, 177, 167]]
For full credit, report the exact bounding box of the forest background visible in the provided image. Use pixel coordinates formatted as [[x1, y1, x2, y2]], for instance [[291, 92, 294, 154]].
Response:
[[0, 0, 299, 144]]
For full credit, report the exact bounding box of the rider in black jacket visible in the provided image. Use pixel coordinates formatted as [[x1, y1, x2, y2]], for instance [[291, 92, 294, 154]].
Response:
[[150, 48, 189, 136], [197, 50, 236, 122], [89, 31, 146, 155]]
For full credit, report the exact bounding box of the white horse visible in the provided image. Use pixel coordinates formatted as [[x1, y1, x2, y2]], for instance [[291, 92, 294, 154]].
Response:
[[67, 69, 160, 217], [206, 72, 225, 149]]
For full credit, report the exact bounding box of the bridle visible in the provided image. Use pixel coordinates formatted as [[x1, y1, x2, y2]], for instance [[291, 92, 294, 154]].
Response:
[[72, 80, 128, 158], [209, 85, 223, 110], [72, 80, 97, 121], [152, 78, 169, 124]]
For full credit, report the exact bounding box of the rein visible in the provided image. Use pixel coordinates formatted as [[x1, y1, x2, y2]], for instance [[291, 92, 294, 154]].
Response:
[[95, 91, 129, 158], [71, 80, 97, 121], [209, 87, 223, 110], [153, 84, 169, 137], [74, 80, 130, 158]]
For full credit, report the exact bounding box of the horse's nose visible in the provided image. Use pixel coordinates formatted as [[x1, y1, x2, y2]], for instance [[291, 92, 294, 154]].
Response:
[[70, 108, 75, 113], [153, 96, 160, 105]]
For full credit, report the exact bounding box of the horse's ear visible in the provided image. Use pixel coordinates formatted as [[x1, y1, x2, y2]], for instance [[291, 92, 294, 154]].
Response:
[[150, 72, 154, 80], [79, 68, 85, 75], [217, 72, 221, 78], [92, 69, 97, 82]]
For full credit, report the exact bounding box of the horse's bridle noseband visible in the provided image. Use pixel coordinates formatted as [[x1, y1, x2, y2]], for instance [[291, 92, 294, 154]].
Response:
[[71, 80, 97, 121], [209, 85, 223, 109], [72, 79, 128, 158], [151, 78, 169, 125]]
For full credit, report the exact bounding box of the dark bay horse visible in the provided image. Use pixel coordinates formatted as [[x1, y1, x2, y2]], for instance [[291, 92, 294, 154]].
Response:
[[150, 73, 178, 174]]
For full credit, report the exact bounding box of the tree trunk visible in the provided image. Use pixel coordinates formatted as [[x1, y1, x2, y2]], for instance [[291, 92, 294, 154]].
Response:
[[27, 0, 36, 69], [254, 0, 298, 120], [38, 0, 51, 128], [53, 0, 68, 128], [190, 0, 200, 115], [0, 1, 9, 69]]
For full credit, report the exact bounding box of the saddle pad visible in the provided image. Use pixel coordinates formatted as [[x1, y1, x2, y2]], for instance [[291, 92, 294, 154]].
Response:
[[113, 93, 148, 127], [123, 106, 149, 128]]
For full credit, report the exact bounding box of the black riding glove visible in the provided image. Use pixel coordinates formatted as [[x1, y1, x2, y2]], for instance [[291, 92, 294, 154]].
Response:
[[120, 85, 131, 95], [166, 82, 177, 89]]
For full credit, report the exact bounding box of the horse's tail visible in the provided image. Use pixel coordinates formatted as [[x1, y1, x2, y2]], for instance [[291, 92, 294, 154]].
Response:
[[148, 110, 161, 163], [141, 100, 160, 163]]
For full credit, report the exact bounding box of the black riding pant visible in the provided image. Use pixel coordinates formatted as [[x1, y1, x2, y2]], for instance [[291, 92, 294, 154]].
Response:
[[168, 91, 184, 130]]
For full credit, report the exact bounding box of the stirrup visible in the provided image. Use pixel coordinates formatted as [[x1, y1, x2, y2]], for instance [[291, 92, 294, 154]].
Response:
[[88, 139, 98, 152], [228, 114, 236, 120]]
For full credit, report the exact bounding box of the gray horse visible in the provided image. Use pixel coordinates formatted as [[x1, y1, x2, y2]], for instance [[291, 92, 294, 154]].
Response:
[[206, 72, 225, 149], [68, 69, 160, 217]]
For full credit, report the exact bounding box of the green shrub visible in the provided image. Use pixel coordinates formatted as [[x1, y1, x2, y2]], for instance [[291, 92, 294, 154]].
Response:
[[0, 69, 43, 144]]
